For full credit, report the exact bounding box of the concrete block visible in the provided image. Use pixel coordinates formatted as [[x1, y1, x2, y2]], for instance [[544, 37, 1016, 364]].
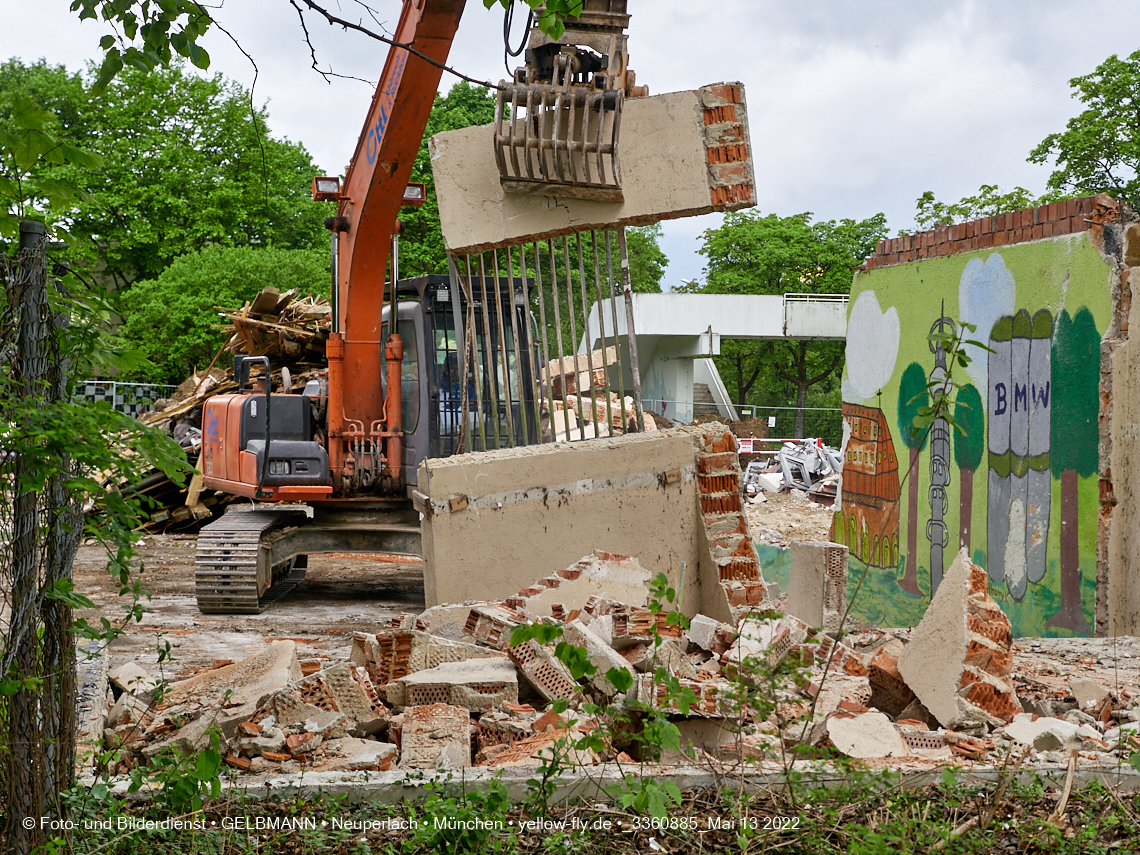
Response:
[[824, 712, 911, 759], [432, 83, 755, 254], [897, 548, 1021, 729], [398, 704, 472, 770], [1069, 679, 1111, 711], [166, 641, 301, 708], [787, 541, 847, 631], [396, 659, 518, 712], [507, 638, 580, 704], [109, 662, 158, 701], [687, 614, 730, 652], [324, 664, 385, 723], [316, 737, 398, 772], [562, 618, 636, 698], [107, 693, 150, 729], [1003, 714, 1082, 751], [866, 639, 916, 718]]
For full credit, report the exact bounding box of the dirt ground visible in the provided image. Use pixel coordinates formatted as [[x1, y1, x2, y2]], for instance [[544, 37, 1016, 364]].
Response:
[[73, 536, 425, 676]]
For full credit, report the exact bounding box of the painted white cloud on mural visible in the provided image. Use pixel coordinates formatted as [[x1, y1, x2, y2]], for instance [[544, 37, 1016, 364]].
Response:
[[958, 253, 1016, 389], [845, 291, 901, 401]]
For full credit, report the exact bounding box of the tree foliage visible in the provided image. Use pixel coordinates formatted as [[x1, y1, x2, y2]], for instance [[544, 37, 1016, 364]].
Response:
[[1030, 49, 1140, 209], [691, 210, 887, 424], [0, 59, 331, 286], [625, 223, 668, 293], [914, 185, 1043, 231], [115, 244, 329, 383]]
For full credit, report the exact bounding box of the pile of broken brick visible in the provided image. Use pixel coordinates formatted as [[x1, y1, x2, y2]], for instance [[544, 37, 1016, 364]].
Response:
[[97, 547, 1140, 777]]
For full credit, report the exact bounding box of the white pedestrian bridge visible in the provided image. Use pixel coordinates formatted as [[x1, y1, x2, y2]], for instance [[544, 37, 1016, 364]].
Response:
[[579, 293, 848, 423]]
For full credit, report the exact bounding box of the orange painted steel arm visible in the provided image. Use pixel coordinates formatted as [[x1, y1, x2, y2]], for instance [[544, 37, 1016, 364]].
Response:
[[335, 0, 468, 441]]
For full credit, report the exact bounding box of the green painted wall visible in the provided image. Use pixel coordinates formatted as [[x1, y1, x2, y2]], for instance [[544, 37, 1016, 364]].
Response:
[[838, 232, 1111, 637]]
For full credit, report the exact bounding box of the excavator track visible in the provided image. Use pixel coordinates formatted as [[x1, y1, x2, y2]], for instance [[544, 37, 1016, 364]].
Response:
[[195, 508, 307, 614]]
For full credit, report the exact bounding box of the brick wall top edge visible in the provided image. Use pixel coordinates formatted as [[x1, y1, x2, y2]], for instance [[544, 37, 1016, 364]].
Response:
[[862, 194, 1124, 270]]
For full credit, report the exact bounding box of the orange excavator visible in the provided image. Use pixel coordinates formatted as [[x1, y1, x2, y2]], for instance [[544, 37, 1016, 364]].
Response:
[[195, 0, 642, 613]]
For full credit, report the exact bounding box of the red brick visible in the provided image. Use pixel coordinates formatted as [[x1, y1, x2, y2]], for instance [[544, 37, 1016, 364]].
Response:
[[225, 755, 251, 771]]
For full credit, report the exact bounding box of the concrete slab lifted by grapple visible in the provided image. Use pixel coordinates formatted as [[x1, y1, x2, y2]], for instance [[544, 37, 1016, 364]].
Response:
[[431, 83, 756, 254]]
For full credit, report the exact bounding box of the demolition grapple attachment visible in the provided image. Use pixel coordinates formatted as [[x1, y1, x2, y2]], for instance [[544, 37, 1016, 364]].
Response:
[[493, 0, 647, 203]]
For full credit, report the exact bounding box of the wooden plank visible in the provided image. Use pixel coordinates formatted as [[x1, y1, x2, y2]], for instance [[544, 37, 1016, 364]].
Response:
[[249, 287, 281, 315]]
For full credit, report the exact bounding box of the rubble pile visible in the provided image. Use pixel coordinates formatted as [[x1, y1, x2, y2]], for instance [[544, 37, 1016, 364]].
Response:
[[216, 286, 331, 361], [94, 545, 1140, 778], [544, 348, 662, 440]]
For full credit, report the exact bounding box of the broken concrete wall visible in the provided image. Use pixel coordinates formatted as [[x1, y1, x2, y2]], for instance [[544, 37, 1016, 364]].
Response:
[[419, 427, 710, 613], [840, 195, 1121, 637], [420, 423, 769, 622], [431, 83, 755, 254], [1106, 220, 1140, 634]]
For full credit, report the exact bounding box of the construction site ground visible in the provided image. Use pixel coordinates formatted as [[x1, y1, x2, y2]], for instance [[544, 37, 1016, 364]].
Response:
[[73, 536, 425, 675]]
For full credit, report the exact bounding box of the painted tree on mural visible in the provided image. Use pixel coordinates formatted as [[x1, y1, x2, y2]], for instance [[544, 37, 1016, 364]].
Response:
[[896, 362, 929, 596], [1046, 308, 1098, 633], [953, 383, 985, 555]]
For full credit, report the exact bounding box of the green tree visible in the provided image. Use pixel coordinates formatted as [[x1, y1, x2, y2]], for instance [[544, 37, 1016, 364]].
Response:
[[953, 383, 985, 554], [116, 244, 329, 383], [914, 185, 1043, 231], [1030, 49, 1140, 208], [1046, 308, 1098, 634], [896, 361, 929, 596], [0, 59, 331, 287], [625, 223, 668, 293], [695, 210, 887, 435]]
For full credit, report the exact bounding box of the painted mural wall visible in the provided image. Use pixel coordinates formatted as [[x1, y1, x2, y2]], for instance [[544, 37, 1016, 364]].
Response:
[[836, 231, 1111, 637]]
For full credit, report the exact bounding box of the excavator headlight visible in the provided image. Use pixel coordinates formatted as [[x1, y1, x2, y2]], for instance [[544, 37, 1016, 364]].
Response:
[[402, 183, 426, 207], [269, 460, 291, 476], [312, 176, 341, 201]]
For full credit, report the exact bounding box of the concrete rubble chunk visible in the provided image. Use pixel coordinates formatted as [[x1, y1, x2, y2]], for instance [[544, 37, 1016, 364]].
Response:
[[561, 618, 636, 698], [1069, 678, 1111, 711], [109, 662, 159, 701], [398, 704, 472, 770], [316, 737, 398, 772], [687, 614, 731, 653], [1002, 714, 1082, 751], [652, 638, 700, 681], [517, 552, 652, 619], [107, 692, 150, 729], [787, 541, 848, 632], [867, 638, 916, 718], [165, 641, 302, 708], [824, 712, 911, 759], [393, 659, 518, 712], [897, 548, 1021, 729], [507, 638, 581, 704]]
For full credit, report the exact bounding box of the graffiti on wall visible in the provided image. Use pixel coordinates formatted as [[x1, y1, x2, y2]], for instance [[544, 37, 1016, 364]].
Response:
[[840, 238, 1108, 636]]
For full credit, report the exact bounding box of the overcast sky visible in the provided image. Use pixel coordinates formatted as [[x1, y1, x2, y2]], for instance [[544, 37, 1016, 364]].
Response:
[[3, 1, 1139, 287]]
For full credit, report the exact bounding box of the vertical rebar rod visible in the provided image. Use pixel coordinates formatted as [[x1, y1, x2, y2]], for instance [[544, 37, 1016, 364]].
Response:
[[577, 232, 601, 439], [447, 254, 468, 454], [518, 243, 544, 442], [604, 231, 629, 433], [562, 237, 587, 436], [618, 227, 645, 432], [477, 253, 502, 450], [505, 244, 529, 443], [547, 239, 573, 442], [531, 241, 553, 442], [463, 255, 485, 453], [592, 230, 614, 436], [491, 248, 516, 446]]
